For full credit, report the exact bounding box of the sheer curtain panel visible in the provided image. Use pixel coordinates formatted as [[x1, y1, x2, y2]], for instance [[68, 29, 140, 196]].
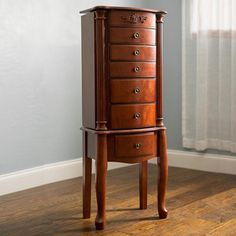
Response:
[[182, 0, 236, 152]]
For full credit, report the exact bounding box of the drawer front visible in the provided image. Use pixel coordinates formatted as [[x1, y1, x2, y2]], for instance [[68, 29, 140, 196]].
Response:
[[110, 45, 156, 61], [110, 62, 156, 78], [109, 11, 156, 28], [115, 132, 156, 158], [111, 104, 156, 129], [111, 79, 156, 103], [110, 28, 156, 45]]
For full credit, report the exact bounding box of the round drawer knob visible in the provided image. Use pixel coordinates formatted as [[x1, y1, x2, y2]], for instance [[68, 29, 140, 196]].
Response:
[[133, 32, 140, 39], [134, 112, 141, 119], [133, 87, 140, 94], [133, 49, 140, 56], [133, 66, 140, 73], [135, 143, 142, 149]]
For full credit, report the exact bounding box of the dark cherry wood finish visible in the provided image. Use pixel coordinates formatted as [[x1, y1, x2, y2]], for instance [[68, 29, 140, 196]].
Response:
[[81, 13, 96, 129], [81, 6, 167, 230], [80, 6, 167, 14], [158, 129, 168, 218], [139, 161, 148, 209], [110, 45, 156, 61], [106, 132, 157, 164], [111, 103, 156, 129], [156, 14, 164, 126], [109, 11, 156, 28], [110, 28, 156, 45], [82, 131, 92, 219], [110, 62, 156, 77], [110, 79, 156, 103], [115, 132, 156, 158], [95, 134, 108, 230]]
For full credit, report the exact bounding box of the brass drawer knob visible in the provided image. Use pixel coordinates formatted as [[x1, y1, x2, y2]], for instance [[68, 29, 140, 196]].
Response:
[[133, 49, 140, 56], [134, 112, 141, 119], [133, 66, 140, 72], [133, 32, 140, 39], [133, 87, 140, 94], [135, 143, 142, 149]]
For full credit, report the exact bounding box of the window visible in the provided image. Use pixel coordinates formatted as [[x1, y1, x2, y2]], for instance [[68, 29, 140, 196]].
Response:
[[191, 0, 236, 35], [182, 0, 236, 152]]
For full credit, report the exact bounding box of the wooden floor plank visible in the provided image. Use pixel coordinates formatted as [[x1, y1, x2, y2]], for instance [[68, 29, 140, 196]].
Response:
[[1, 165, 236, 235]]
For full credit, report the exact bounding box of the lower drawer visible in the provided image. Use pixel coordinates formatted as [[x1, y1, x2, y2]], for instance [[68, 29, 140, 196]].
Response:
[[86, 131, 158, 163], [111, 104, 156, 129], [115, 132, 156, 158]]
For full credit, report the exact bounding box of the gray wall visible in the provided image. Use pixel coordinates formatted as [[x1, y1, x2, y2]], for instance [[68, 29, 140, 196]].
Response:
[[0, 0, 146, 175]]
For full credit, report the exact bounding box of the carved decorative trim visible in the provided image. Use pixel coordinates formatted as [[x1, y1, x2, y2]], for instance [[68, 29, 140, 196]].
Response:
[[156, 15, 164, 23], [96, 121, 108, 131], [121, 13, 147, 24], [94, 10, 108, 131], [94, 16, 107, 20], [94, 10, 107, 20]]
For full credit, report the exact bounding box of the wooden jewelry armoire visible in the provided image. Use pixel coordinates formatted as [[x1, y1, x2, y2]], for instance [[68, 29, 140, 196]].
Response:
[[80, 6, 168, 230]]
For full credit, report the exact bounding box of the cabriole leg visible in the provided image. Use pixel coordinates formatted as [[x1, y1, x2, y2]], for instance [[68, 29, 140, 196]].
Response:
[[95, 134, 107, 230], [158, 129, 168, 219]]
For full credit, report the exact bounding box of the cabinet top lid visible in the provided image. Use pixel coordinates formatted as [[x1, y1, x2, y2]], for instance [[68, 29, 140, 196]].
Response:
[[80, 5, 167, 15]]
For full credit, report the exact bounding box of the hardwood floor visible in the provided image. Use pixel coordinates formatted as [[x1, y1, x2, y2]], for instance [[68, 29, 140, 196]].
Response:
[[1, 165, 236, 235]]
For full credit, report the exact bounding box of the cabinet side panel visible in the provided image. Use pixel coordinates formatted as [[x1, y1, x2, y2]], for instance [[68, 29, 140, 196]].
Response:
[[82, 13, 95, 129]]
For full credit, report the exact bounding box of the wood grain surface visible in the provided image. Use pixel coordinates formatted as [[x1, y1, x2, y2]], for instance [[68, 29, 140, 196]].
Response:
[[110, 79, 156, 104], [110, 62, 156, 78], [115, 132, 156, 158], [110, 45, 156, 61], [1, 165, 236, 235], [110, 28, 156, 45], [111, 104, 156, 129]]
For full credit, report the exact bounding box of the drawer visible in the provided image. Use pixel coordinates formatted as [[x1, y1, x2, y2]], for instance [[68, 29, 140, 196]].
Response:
[[115, 132, 156, 158], [110, 28, 156, 45], [110, 45, 156, 61], [110, 62, 156, 77], [111, 104, 156, 129], [111, 79, 156, 103], [109, 11, 156, 28]]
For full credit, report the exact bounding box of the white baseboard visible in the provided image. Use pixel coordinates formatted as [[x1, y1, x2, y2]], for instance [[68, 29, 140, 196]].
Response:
[[151, 149, 236, 176], [1, 149, 236, 196], [0, 159, 130, 196]]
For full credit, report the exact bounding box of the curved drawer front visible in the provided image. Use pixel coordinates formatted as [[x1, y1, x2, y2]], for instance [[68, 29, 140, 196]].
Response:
[[111, 79, 156, 103], [109, 11, 156, 28], [110, 62, 156, 78], [111, 104, 156, 129], [110, 28, 156, 45], [110, 45, 156, 61], [115, 132, 156, 158]]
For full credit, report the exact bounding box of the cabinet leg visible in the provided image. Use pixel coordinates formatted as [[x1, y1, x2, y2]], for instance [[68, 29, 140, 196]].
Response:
[[139, 161, 148, 209], [83, 131, 92, 219], [158, 130, 168, 219], [95, 134, 107, 230]]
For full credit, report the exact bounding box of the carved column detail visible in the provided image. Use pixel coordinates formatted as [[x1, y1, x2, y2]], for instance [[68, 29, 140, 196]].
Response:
[[156, 14, 165, 127], [95, 10, 108, 130]]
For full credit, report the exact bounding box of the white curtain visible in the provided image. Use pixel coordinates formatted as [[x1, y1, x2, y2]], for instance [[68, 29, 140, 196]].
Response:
[[182, 0, 236, 152]]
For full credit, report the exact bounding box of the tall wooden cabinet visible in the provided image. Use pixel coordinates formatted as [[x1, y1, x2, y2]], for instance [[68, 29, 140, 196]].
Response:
[[80, 6, 168, 230]]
